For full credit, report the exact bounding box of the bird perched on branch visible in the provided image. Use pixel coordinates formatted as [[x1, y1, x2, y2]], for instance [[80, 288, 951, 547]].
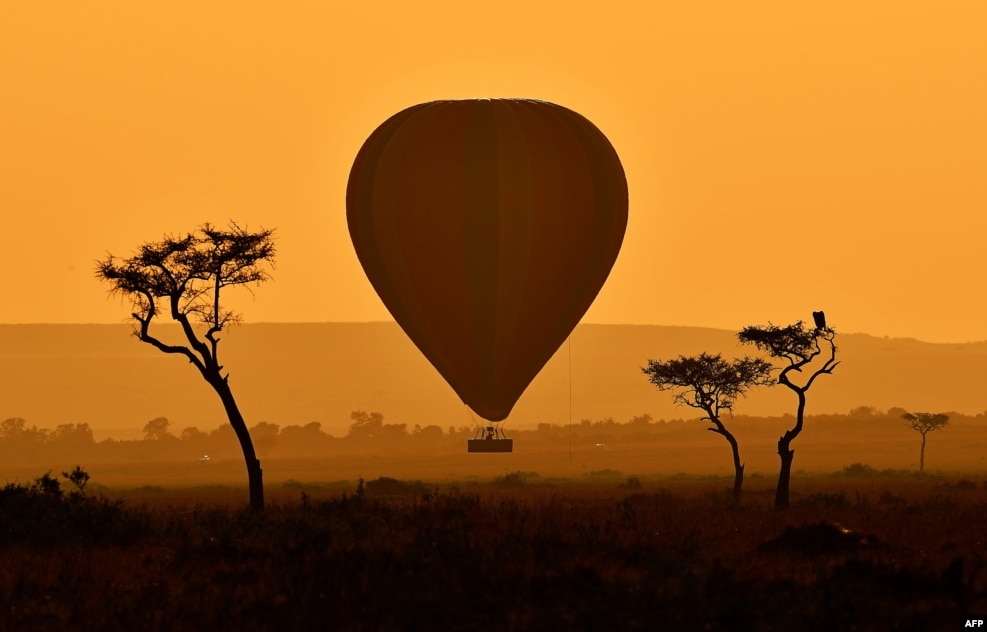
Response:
[[812, 311, 827, 331]]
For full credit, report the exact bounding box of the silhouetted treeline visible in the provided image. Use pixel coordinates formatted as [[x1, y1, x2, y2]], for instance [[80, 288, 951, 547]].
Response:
[[1, 407, 986, 467]]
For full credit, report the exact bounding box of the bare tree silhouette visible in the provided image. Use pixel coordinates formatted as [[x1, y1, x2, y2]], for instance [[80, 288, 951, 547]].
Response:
[[95, 221, 275, 511], [642, 353, 773, 502], [901, 411, 949, 473], [738, 319, 839, 510]]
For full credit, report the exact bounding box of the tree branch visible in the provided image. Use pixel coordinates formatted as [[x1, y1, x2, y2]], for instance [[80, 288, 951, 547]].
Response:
[[128, 291, 209, 376], [172, 294, 219, 374], [138, 330, 209, 375], [802, 332, 839, 391]]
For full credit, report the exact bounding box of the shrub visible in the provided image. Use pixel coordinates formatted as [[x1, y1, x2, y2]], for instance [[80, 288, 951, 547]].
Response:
[[364, 477, 428, 497], [32, 471, 63, 499], [63, 465, 91, 495], [619, 476, 643, 490], [878, 489, 907, 506], [493, 471, 528, 488], [0, 468, 148, 546], [794, 492, 849, 509], [839, 463, 879, 478]]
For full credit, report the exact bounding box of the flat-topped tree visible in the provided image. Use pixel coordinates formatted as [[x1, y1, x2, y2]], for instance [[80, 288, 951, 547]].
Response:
[[901, 411, 949, 473], [642, 353, 773, 503], [95, 222, 275, 511], [738, 318, 839, 510]]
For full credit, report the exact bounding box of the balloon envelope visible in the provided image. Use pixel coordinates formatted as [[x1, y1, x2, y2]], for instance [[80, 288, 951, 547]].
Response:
[[347, 99, 628, 421]]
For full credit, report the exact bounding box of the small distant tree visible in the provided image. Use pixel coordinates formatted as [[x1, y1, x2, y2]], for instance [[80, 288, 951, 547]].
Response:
[[411, 424, 444, 441], [0, 417, 27, 441], [738, 318, 839, 510], [348, 411, 385, 440], [95, 221, 275, 511], [280, 422, 331, 455], [180, 426, 208, 442], [642, 352, 774, 502], [0, 419, 49, 465], [628, 414, 654, 428], [250, 422, 281, 455], [51, 423, 96, 447], [901, 411, 949, 473], [143, 416, 173, 441]]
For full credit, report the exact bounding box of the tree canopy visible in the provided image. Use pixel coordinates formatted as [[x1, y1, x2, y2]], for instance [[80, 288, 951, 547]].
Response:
[[642, 353, 774, 420], [901, 412, 949, 435], [95, 222, 275, 378]]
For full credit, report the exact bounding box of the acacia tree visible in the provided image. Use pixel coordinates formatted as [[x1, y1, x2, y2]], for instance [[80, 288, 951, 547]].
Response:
[[901, 411, 949, 473], [642, 353, 773, 502], [738, 319, 839, 510], [95, 222, 275, 511]]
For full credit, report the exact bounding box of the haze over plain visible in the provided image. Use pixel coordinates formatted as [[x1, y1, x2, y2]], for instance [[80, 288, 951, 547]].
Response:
[[1, 2, 984, 343], [2, 323, 984, 440]]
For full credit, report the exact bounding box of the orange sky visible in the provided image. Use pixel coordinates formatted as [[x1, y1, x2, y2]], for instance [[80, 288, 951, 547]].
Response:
[[1, 1, 984, 343]]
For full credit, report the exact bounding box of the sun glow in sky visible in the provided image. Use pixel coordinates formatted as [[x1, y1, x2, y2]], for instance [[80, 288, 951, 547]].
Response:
[[1, 1, 984, 342]]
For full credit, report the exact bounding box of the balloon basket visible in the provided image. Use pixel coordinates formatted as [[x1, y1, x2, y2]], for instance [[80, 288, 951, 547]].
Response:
[[468, 438, 513, 453], [468, 425, 513, 453]]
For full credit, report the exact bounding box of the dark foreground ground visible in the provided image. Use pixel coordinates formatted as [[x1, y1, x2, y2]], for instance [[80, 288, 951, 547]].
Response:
[[1, 473, 985, 631]]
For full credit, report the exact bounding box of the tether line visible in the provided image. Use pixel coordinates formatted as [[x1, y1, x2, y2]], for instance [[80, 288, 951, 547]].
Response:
[[568, 335, 572, 463]]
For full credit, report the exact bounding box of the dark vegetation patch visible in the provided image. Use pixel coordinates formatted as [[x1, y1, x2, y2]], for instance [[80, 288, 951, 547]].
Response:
[[794, 491, 850, 509], [0, 471, 985, 630], [835, 462, 916, 478], [619, 476, 644, 490], [757, 521, 882, 557], [362, 476, 429, 497], [490, 470, 537, 488], [0, 470, 151, 547]]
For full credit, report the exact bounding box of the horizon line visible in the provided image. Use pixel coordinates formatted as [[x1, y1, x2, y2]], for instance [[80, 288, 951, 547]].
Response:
[[0, 320, 983, 346]]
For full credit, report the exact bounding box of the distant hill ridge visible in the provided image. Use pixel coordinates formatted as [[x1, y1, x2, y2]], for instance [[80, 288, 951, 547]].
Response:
[[1, 323, 984, 439]]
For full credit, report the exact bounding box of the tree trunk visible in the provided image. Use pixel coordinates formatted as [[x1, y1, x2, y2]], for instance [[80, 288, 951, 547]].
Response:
[[732, 463, 744, 504], [708, 419, 744, 504], [724, 432, 744, 504], [209, 374, 264, 511], [920, 433, 927, 473], [247, 457, 264, 510], [775, 436, 795, 510], [774, 390, 807, 511]]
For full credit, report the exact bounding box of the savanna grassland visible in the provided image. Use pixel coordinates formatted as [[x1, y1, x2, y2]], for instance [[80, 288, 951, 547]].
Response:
[[1, 468, 985, 631], [1, 410, 985, 629]]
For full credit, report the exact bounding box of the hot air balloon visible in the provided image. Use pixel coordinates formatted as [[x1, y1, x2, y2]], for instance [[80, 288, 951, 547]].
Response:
[[347, 99, 628, 450]]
